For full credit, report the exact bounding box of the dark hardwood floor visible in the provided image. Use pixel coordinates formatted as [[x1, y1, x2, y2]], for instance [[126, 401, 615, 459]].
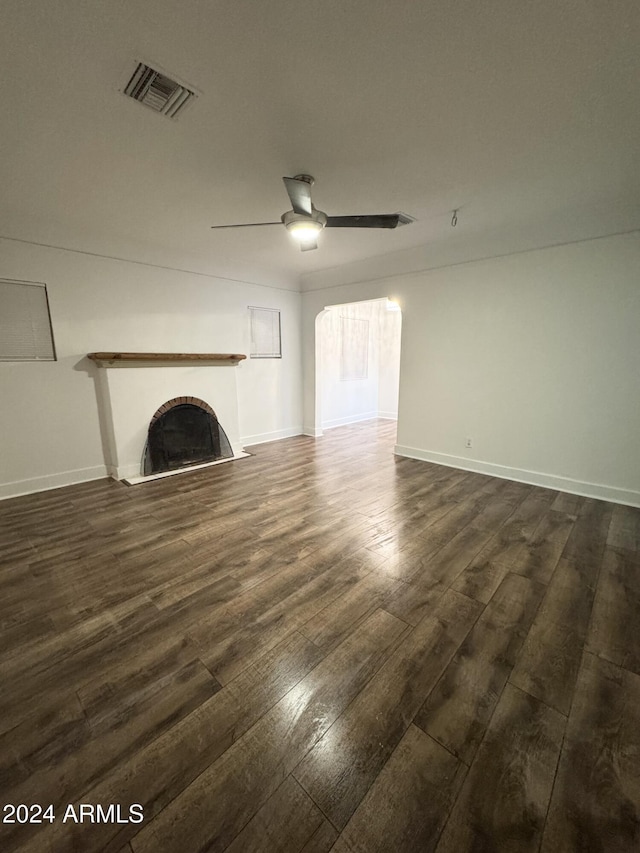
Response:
[[1, 419, 639, 852]]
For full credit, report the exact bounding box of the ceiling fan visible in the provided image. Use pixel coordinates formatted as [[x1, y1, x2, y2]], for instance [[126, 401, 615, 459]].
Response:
[[211, 175, 414, 251]]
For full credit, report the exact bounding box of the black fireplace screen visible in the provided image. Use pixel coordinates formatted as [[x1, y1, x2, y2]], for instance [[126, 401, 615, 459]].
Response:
[[143, 403, 233, 475]]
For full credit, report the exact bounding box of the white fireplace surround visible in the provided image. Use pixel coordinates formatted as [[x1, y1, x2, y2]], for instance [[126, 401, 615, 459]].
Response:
[[91, 353, 246, 481]]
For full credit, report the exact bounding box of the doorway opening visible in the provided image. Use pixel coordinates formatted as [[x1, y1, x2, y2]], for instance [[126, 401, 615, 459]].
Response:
[[315, 297, 402, 434]]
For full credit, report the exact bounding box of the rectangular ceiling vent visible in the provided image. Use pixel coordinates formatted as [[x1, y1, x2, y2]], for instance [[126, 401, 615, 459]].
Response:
[[123, 62, 196, 119], [396, 212, 416, 227]]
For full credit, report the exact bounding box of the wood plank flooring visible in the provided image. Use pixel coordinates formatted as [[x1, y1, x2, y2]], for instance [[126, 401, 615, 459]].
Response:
[[1, 419, 639, 852]]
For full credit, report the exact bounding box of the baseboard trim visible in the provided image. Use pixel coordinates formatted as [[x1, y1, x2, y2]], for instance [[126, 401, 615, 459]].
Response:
[[302, 427, 323, 438], [241, 426, 303, 447], [393, 445, 640, 508], [0, 465, 109, 501], [322, 412, 378, 430], [377, 411, 398, 421], [110, 463, 141, 480]]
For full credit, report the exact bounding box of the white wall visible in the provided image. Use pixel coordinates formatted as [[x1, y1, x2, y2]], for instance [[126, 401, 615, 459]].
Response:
[[4, 231, 639, 507], [377, 306, 401, 419], [0, 239, 302, 498], [302, 232, 640, 506]]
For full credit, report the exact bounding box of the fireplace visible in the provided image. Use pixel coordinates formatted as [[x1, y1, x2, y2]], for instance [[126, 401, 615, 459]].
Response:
[[88, 352, 248, 482], [143, 396, 233, 475]]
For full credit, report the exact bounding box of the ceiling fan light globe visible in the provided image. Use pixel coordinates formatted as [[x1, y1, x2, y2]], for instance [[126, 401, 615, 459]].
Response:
[[286, 219, 324, 241]]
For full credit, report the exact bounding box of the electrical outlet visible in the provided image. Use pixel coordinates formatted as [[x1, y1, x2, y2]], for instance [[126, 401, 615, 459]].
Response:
[[465, 437, 472, 448]]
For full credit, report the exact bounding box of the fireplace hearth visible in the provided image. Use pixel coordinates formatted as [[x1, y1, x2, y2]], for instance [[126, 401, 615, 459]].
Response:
[[143, 397, 233, 475]]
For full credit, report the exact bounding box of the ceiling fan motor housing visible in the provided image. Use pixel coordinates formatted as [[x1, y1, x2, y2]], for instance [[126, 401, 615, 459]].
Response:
[[281, 208, 327, 231]]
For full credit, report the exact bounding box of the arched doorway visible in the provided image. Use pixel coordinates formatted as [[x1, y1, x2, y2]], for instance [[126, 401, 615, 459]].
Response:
[[314, 297, 402, 435]]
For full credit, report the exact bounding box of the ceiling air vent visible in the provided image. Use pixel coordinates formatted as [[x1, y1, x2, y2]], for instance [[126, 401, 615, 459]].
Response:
[[123, 62, 196, 119]]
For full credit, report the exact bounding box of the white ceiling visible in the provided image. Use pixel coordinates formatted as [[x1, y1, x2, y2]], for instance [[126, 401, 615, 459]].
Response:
[[2, 0, 639, 291]]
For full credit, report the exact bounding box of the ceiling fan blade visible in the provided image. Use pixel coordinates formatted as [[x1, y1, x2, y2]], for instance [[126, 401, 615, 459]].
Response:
[[210, 222, 281, 229], [325, 214, 401, 229], [283, 177, 313, 216], [299, 238, 318, 252]]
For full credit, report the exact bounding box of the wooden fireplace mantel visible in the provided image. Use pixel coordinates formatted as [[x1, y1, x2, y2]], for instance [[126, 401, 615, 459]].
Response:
[[88, 352, 247, 367]]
